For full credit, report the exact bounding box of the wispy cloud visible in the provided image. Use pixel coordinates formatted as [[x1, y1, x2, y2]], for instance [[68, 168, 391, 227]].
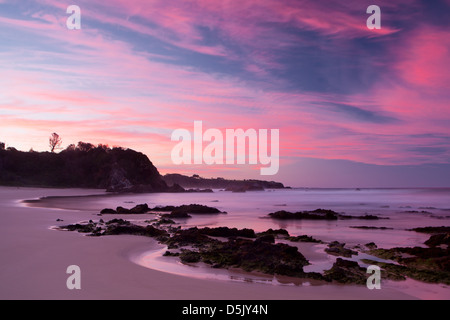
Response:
[[1, 0, 449, 185]]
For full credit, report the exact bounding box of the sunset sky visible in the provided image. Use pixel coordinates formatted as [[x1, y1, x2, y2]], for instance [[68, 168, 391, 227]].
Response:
[[1, 0, 449, 187]]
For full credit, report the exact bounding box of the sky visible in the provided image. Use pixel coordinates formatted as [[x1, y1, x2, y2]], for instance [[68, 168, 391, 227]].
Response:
[[0, 0, 449, 187]]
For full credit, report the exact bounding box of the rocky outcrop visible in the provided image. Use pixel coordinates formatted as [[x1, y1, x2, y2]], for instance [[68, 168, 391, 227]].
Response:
[[367, 237, 450, 285], [269, 209, 339, 220], [153, 204, 226, 219], [179, 238, 310, 277], [163, 173, 286, 191], [425, 233, 450, 247], [288, 235, 323, 243], [324, 258, 368, 285], [410, 226, 450, 234], [325, 241, 358, 258], [268, 209, 387, 221], [99, 203, 224, 217]]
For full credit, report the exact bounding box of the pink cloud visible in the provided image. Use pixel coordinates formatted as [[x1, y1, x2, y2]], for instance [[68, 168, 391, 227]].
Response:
[[1, 0, 449, 178], [396, 27, 450, 90]]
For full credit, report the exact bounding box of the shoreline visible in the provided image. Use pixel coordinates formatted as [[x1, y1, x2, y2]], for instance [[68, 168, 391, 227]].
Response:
[[1, 186, 447, 300]]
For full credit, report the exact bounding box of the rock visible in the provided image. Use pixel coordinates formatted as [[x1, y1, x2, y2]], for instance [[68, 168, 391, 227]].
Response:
[[104, 223, 168, 238], [163, 251, 180, 257], [100, 208, 117, 214], [164, 228, 217, 248], [151, 204, 225, 218], [195, 238, 310, 276], [129, 203, 150, 214], [324, 258, 367, 285], [365, 242, 378, 249], [168, 183, 185, 193], [116, 206, 131, 214], [350, 226, 393, 230], [180, 250, 202, 263], [361, 259, 449, 284], [339, 214, 386, 220], [255, 234, 276, 244], [268, 210, 387, 222], [60, 223, 96, 233], [410, 226, 450, 234], [199, 227, 256, 238], [269, 209, 339, 220], [162, 212, 192, 219], [149, 205, 177, 212], [369, 245, 450, 284], [424, 233, 450, 247], [106, 219, 130, 225], [156, 218, 176, 225], [172, 204, 224, 215], [325, 241, 358, 258], [288, 235, 322, 243], [258, 229, 290, 237], [358, 215, 384, 220]]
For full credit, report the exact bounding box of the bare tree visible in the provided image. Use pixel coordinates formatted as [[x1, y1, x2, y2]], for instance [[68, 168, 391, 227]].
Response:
[[49, 133, 62, 153]]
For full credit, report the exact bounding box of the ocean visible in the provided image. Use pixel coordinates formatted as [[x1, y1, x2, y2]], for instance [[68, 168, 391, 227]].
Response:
[[43, 187, 450, 248], [25, 187, 450, 298]]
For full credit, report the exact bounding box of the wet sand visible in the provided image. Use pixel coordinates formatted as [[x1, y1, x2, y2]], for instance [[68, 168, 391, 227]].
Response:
[[0, 187, 424, 299]]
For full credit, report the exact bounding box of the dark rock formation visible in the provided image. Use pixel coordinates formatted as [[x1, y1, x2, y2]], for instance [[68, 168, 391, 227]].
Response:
[[410, 226, 450, 234], [255, 234, 276, 244], [116, 207, 131, 214], [151, 204, 226, 219], [325, 241, 358, 258], [350, 226, 393, 230], [162, 211, 192, 219], [165, 228, 218, 249], [368, 241, 450, 285], [193, 238, 310, 276], [100, 208, 117, 214], [268, 209, 386, 221], [268, 209, 339, 220], [129, 204, 150, 214], [60, 223, 99, 234], [197, 227, 256, 238], [365, 242, 378, 249], [257, 229, 290, 237], [288, 235, 323, 243], [180, 251, 202, 264], [424, 233, 450, 247], [324, 258, 367, 285], [339, 214, 387, 220]]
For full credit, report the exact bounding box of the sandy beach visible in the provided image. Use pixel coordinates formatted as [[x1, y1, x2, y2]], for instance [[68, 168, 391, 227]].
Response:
[[0, 186, 442, 300]]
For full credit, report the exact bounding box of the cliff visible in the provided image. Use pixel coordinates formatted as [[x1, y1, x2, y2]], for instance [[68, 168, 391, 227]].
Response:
[[0, 144, 177, 193]]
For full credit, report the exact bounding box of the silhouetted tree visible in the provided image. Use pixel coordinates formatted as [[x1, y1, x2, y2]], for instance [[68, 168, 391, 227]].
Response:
[[65, 144, 76, 152], [49, 133, 62, 153], [97, 144, 110, 151], [77, 142, 95, 152], [0, 142, 5, 150]]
